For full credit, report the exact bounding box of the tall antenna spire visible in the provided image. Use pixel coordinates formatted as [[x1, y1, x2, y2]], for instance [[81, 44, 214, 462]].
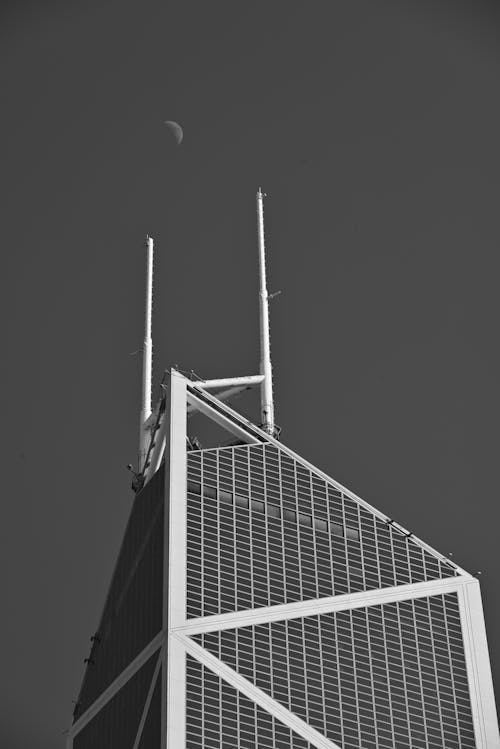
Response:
[[139, 235, 154, 469], [256, 188, 275, 435]]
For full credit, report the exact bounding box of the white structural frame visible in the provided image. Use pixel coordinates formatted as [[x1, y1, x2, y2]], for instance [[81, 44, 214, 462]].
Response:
[[164, 370, 188, 748], [67, 371, 499, 749], [196, 375, 265, 390]]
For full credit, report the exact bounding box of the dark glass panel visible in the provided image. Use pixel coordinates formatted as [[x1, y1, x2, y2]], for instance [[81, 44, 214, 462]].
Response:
[[137, 669, 161, 749], [74, 652, 158, 749], [75, 465, 164, 716]]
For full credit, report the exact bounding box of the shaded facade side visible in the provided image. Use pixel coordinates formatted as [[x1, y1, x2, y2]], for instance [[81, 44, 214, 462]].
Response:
[[73, 463, 165, 720]]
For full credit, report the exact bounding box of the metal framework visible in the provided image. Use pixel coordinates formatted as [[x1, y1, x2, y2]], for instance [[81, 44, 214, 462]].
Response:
[[67, 371, 499, 749], [138, 187, 276, 474]]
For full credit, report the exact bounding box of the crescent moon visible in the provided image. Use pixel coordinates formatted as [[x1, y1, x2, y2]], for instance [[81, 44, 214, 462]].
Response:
[[164, 120, 183, 145]]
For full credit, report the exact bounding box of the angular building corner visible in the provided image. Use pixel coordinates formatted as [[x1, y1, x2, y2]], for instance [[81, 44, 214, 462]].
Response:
[[67, 368, 500, 749]]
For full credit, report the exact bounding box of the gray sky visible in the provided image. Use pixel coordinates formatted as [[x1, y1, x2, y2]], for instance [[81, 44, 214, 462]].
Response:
[[2, 1, 500, 745]]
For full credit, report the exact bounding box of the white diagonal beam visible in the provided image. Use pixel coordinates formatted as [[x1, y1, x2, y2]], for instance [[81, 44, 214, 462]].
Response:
[[186, 390, 262, 444], [132, 649, 162, 749], [175, 632, 341, 749], [68, 630, 164, 741], [175, 576, 469, 636]]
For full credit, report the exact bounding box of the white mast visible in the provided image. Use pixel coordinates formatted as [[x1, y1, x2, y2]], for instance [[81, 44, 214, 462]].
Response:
[[139, 235, 154, 469], [256, 188, 275, 435]]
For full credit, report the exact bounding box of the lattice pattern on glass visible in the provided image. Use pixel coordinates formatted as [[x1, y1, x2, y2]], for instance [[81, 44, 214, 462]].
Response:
[[185, 654, 314, 749], [186, 444, 456, 618], [193, 593, 475, 749]]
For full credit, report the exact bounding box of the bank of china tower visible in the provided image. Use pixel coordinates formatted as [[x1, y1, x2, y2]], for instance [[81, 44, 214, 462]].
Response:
[[67, 192, 499, 749]]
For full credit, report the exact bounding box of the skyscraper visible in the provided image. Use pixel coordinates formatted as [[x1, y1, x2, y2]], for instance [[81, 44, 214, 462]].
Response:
[[67, 195, 499, 749]]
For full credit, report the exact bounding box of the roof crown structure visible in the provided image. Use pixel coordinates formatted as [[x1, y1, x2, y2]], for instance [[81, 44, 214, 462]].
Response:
[[67, 193, 499, 749]]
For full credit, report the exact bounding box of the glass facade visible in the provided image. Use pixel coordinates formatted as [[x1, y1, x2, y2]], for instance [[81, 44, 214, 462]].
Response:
[[193, 593, 475, 748], [186, 654, 314, 749], [182, 443, 479, 748], [186, 443, 456, 620], [68, 378, 498, 749]]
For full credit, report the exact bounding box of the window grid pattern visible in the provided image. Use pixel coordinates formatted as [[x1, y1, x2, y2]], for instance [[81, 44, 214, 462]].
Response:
[[194, 593, 476, 749], [186, 444, 456, 618], [186, 654, 313, 749]]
